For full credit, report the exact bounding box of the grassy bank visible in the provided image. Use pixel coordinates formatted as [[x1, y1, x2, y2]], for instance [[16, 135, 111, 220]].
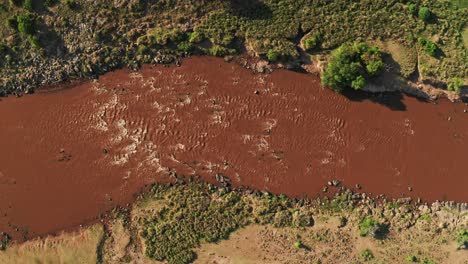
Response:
[[0, 182, 466, 264], [0, 0, 466, 96]]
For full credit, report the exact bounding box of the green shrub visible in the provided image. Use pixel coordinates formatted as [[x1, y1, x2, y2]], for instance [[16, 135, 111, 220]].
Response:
[[22, 0, 32, 10], [177, 41, 193, 53], [188, 31, 203, 43], [304, 33, 321, 51], [422, 259, 436, 264], [151, 28, 183, 46], [17, 13, 35, 35], [294, 241, 302, 249], [418, 7, 431, 22], [408, 3, 417, 14], [28, 35, 40, 48], [360, 249, 374, 261], [266, 49, 279, 62], [456, 229, 468, 248], [209, 45, 229, 57], [359, 217, 376, 237], [137, 44, 148, 55], [406, 255, 418, 262], [321, 42, 383, 92], [447, 78, 464, 94], [366, 60, 384, 76], [351, 75, 366, 90]]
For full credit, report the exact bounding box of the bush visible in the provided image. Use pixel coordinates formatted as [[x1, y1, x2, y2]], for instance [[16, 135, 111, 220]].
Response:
[[406, 255, 418, 262], [321, 42, 383, 92], [17, 13, 35, 35], [418, 37, 438, 56], [177, 41, 193, 53], [418, 7, 431, 22], [359, 217, 376, 237], [9, 0, 23, 7], [408, 3, 417, 14], [28, 35, 40, 48], [360, 249, 374, 261], [456, 229, 468, 249], [304, 33, 321, 51], [188, 31, 203, 43], [64, 0, 77, 9], [209, 45, 229, 57], [447, 78, 464, 94], [294, 241, 302, 249], [266, 49, 279, 62]]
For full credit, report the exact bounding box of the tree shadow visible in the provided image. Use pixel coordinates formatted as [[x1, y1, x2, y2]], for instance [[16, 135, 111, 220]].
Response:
[[37, 23, 67, 58], [342, 89, 408, 111], [228, 0, 272, 20], [372, 223, 390, 240]]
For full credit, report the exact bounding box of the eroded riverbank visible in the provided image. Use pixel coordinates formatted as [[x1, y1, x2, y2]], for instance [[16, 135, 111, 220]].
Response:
[[0, 56, 467, 241]]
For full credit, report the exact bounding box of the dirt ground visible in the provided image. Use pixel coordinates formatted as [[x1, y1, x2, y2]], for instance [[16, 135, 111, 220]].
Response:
[[196, 217, 467, 264]]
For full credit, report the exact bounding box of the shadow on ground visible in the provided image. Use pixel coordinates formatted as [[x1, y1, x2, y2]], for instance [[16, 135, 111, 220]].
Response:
[[228, 0, 272, 19]]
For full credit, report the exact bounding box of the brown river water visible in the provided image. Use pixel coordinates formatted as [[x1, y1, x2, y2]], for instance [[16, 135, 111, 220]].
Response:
[[0, 57, 467, 241]]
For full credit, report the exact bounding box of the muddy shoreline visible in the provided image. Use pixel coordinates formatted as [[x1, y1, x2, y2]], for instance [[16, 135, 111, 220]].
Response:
[[1, 56, 467, 242]]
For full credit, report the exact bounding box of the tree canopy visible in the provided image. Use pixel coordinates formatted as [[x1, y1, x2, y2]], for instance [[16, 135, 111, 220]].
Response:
[[321, 42, 384, 92]]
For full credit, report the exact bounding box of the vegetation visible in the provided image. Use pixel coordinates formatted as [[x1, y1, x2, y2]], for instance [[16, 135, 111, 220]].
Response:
[[408, 3, 417, 15], [294, 240, 302, 249], [304, 33, 321, 51], [0, 0, 466, 95], [418, 7, 431, 22], [360, 249, 374, 261], [418, 37, 438, 57], [447, 77, 464, 94], [456, 229, 468, 249], [359, 217, 376, 237], [16, 13, 34, 35], [321, 42, 384, 92], [267, 49, 279, 62]]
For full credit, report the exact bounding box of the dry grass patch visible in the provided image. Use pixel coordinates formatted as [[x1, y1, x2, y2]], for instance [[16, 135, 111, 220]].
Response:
[[0, 225, 104, 264]]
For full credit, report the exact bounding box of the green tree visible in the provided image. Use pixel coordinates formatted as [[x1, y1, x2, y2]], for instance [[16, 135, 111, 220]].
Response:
[[418, 37, 438, 56], [321, 42, 384, 92], [418, 7, 431, 22]]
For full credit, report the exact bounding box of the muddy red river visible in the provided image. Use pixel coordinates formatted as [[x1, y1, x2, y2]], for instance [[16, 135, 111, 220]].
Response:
[[0, 57, 467, 240]]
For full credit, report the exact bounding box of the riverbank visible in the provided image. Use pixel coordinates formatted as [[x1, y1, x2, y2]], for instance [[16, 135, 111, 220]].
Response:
[[0, 181, 466, 263], [0, 0, 466, 98]]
